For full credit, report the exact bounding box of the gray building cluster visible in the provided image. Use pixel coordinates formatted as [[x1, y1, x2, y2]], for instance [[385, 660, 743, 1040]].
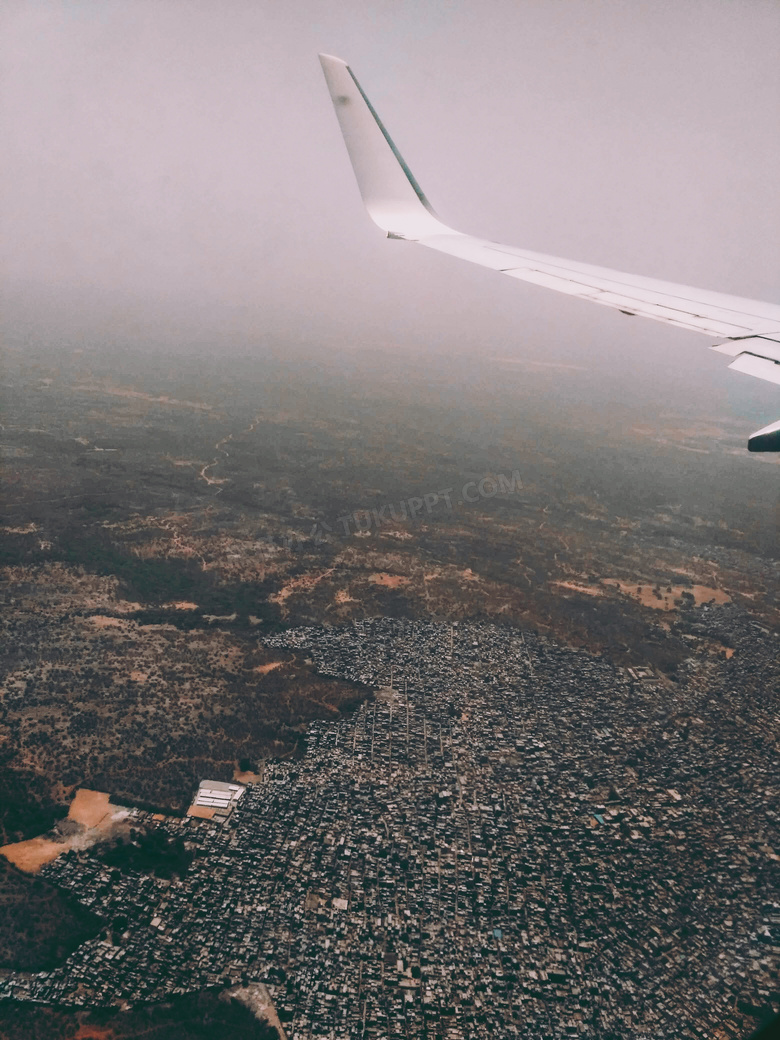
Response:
[[1, 615, 777, 1038]]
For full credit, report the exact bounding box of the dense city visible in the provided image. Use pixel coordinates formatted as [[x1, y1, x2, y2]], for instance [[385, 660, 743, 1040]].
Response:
[[1, 613, 777, 1038]]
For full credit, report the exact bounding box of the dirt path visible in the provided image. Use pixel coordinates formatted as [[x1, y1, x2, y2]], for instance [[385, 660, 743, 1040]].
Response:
[[198, 411, 271, 492], [199, 432, 234, 487]]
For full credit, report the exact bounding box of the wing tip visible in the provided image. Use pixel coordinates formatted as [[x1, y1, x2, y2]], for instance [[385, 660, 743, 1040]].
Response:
[[318, 53, 348, 69]]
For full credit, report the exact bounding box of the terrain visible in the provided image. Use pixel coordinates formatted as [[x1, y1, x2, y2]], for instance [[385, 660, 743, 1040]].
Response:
[[0, 988, 278, 1040], [0, 858, 101, 973], [0, 341, 777, 1037]]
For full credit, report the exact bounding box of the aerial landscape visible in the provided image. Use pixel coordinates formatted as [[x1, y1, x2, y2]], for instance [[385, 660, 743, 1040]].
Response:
[[1, 341, 778, 1038], [2, 1, 779, 1038]]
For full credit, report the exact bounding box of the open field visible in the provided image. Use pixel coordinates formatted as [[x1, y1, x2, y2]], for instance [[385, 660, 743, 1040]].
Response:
[[0, 344, 777, 1039], [0, 839, 63, 874], [1, 790, 128, 874]]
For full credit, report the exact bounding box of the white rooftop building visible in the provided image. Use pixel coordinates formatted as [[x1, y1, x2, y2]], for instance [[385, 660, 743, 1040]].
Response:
[[193, 780, 245, 811]]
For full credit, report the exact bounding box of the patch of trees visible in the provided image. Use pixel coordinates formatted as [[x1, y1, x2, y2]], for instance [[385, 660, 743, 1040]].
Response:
[[0, 757, 67, 844], [56, 527, 285, 629], [0, 533, 39, 567], [97, 829, 194, 879], [106, 794, 186, 817], [0, 987, 280, 1039], [0, 858, 102, 971]]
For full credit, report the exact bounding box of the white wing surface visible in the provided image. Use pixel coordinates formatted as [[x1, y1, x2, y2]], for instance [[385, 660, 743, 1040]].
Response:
[[319, 54, 780, 452]]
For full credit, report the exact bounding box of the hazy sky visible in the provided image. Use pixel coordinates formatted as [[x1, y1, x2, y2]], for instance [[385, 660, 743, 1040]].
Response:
[[3, 0, 780, 423]]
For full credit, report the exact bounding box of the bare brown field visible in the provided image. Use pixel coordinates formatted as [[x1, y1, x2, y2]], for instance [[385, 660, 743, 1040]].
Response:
[[272, 568, 336, 608], [368, 572, 409, 588], [69, 789, 114, 829], [253, 661, 284, 675], [1, 790, 128, 873], [186, 805, 216, 820], [73, 1026, 114, 1039], [552, 581, 605, 597], [87, 615, 126, 629], [0, 837, 64, 873]]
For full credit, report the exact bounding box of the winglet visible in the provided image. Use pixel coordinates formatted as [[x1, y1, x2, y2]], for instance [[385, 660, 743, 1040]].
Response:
[[748, 417, 780, 452], [318, 54, 452, 240]]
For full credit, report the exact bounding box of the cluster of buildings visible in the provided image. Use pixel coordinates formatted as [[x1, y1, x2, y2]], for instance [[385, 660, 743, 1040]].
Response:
[[0, 615, 777, 1038]]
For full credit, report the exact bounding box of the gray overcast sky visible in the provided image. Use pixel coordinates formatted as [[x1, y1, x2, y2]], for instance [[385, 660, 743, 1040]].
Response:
[[2, 0, 779, 419]]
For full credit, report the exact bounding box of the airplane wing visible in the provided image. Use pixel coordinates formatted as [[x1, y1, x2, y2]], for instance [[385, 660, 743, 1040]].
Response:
[[318, 53, 780, 452]]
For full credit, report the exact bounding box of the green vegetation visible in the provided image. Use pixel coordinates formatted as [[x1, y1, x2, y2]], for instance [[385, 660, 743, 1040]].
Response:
[[0, 858, 101, 972], [97, 829, 194, 879], [0, 988, 280, 1039], [0, 755, 66, 845], [58, 531, 283, 629]]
